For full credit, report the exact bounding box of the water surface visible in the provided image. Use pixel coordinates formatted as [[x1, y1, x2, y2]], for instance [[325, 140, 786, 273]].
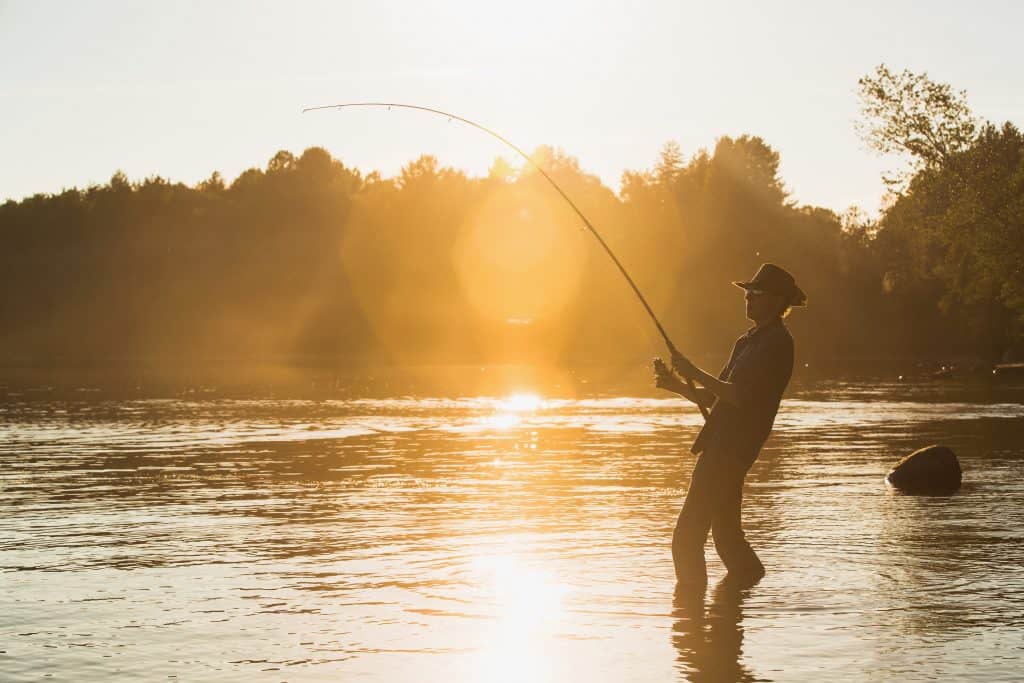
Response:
[[2, 379, 1023, 681]]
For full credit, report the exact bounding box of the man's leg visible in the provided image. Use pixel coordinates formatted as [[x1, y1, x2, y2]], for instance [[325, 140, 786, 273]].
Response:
[[710, 460, 764, 579], [672, 453, 717, 584]]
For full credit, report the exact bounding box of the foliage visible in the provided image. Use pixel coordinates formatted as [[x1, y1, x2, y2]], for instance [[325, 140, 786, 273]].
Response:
[[858, 64, 978, 188], [3, 71, 1022, 371], [862, 65, 1024, 352]]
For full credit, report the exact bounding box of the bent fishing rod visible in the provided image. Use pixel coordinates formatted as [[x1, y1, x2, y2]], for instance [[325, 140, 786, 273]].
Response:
[[302, 102, 709, 420]]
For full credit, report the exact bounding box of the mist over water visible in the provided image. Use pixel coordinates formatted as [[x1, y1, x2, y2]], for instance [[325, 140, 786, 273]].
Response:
[[3, 378, 1023, 681]]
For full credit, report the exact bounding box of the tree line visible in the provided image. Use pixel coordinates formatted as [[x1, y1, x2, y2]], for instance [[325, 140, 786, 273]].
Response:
[[1, 67, 1021, 376]]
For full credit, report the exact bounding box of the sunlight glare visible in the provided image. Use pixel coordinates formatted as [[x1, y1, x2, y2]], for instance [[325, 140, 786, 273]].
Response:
[[482, 413, 522, 430], [471, 552, 570, 682], [496, 392, 546, 413], [476, 392, 546, 430]]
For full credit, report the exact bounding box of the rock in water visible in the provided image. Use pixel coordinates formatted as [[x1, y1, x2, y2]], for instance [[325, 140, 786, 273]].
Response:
[[886, 445, 962, 494]]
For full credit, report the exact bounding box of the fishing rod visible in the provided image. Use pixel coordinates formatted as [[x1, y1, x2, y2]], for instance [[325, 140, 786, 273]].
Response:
[[302, 102, 709, 419]]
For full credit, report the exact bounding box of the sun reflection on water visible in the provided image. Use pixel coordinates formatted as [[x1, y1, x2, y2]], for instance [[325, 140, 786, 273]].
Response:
[[482, 412, 523, 430], [471, 552, 570, 682], [477, 392, 546, 431], [495, 392, 546, 412]]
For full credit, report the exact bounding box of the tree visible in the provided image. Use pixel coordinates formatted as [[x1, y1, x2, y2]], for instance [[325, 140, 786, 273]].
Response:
[[655, 140, 685, 185], [487, 156, 518, 182], [861, 65, 1024, 354], [266, 150, 297, 174], [857, 64, 978, 188]]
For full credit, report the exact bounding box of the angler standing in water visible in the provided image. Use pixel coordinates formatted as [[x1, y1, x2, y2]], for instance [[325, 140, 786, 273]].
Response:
[[655, 263, 806, 585]]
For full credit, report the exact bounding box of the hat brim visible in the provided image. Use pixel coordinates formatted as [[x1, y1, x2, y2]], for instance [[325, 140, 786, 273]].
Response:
[[733, 281, 807, 306]]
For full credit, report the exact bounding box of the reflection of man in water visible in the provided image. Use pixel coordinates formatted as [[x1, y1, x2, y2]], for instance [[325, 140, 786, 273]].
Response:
[[655, 263, 805, 584], [671, 579, 756, 682]]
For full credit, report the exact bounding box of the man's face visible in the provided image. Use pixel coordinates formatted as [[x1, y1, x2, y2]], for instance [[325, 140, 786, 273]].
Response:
[[744, 288, 785, 322]]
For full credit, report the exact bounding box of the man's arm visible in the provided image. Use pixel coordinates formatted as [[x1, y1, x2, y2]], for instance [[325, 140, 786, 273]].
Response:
[[672, 355, 742, 406], [672, 334, 792, 409]]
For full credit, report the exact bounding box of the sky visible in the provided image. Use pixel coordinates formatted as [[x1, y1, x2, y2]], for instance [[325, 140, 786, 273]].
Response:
[[2, 0, 1023, 215]]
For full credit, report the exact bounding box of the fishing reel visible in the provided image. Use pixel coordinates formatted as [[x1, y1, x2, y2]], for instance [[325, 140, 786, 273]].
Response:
[[652, 357, 673, 385]]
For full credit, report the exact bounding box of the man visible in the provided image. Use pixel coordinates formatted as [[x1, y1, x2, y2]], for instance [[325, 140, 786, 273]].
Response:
[[654, 263, 806, 584]]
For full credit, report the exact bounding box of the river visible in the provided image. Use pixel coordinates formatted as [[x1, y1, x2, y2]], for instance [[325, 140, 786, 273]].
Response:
[[2, 377, 1023, 681]]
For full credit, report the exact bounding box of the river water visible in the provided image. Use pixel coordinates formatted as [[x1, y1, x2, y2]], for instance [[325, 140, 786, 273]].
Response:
[[2, 378, 1023, 681]]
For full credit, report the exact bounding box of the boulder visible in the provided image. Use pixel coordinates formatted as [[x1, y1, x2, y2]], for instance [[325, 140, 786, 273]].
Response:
[[886, 445, 962, 494]]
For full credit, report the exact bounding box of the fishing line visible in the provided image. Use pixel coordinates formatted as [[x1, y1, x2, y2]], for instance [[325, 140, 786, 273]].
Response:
[[302, 102, 708, 419]]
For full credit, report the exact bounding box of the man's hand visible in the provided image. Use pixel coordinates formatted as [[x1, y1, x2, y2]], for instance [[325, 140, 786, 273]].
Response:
[[671, 349, 699, 379], [653, 357, 681, 392]]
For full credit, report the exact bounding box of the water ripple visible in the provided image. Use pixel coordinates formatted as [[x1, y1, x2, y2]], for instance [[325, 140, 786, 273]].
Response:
[[2, 387, 1023, 681]]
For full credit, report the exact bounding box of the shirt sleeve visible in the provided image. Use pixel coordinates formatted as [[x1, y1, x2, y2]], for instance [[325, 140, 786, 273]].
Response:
[[731, 332, 793, 411]]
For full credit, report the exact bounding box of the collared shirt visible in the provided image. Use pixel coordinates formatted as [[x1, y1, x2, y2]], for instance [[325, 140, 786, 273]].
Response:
[[691, 318, 794, 463]]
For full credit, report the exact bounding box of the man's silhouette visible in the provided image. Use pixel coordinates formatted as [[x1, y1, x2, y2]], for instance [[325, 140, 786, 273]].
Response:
[[655, 263, 805, 584]]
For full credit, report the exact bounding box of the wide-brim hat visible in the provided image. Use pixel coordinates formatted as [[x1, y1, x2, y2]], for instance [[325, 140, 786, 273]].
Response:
[[733, 263, 807, 306]]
